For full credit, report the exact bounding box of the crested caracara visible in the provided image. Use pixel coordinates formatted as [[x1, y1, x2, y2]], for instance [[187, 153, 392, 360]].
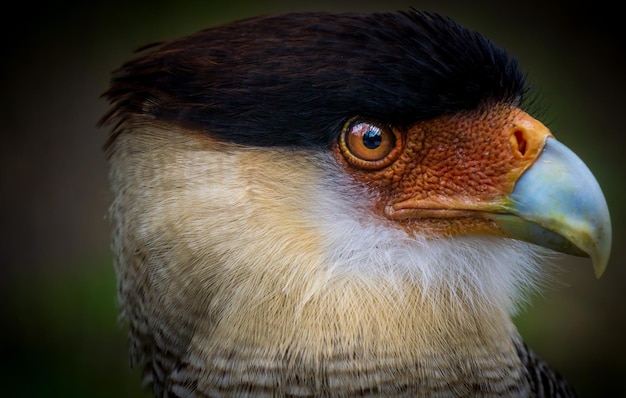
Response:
[[100, 10, 611, 397]]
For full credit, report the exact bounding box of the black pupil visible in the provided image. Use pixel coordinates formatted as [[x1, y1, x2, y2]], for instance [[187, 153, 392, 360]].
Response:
[[362, 128, 382, 149]]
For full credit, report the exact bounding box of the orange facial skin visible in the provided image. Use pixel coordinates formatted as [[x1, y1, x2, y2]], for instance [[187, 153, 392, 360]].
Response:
[[334, 104, 553, 237]]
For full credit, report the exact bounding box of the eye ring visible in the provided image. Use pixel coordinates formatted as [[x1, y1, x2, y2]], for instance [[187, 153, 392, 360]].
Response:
[[339, 117, 403, 170]]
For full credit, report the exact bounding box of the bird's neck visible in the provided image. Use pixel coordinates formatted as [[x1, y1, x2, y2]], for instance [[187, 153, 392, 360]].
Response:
[[187, 276, 528, 395]]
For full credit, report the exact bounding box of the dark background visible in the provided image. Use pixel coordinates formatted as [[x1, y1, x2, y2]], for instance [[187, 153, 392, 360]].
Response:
[[1, 1, 623, 397]]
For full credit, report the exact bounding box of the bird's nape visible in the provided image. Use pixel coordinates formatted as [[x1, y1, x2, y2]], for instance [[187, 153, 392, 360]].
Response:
[[100, 9, 610, 397]]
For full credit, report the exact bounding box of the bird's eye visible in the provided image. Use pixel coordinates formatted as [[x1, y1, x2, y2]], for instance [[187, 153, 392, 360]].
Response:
[[339, 118, 402, 170]]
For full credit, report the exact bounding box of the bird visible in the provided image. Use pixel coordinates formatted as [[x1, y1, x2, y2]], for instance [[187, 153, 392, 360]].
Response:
[[100, 9, 612, 397]]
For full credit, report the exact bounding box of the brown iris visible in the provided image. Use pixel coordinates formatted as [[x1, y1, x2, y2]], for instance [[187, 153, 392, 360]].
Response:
[[339, 117, 403, 170]]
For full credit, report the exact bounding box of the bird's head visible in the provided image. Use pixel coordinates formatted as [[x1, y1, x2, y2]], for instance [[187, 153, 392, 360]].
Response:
[[101, 10, 611, 322]]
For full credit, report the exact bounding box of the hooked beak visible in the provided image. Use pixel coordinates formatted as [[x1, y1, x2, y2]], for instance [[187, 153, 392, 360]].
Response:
[[494, 137, 611, 277]]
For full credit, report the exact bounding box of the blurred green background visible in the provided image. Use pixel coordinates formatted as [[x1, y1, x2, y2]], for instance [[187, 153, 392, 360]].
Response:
[[1, 1, 623, 397]]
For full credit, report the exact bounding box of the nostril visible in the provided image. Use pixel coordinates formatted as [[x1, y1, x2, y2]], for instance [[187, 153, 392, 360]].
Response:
[[514, 130, 527, 156]]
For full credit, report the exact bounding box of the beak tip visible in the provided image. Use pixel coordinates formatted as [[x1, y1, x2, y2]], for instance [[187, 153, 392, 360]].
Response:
[[591, 233, 611, 279], [594, 264, 607, 279]]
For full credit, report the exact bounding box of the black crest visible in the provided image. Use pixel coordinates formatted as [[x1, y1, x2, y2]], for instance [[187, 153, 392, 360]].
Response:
[[101, 10, 526, 147]]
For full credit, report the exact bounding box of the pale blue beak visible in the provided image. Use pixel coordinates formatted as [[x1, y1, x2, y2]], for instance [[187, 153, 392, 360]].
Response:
[[495, 137, 612, 277]]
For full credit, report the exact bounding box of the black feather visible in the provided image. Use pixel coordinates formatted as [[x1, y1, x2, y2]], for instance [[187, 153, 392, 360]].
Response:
[[101, 10, 526, 148]]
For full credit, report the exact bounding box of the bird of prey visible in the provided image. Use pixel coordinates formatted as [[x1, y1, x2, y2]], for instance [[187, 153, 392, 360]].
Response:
[[100, 10, 611, 397]]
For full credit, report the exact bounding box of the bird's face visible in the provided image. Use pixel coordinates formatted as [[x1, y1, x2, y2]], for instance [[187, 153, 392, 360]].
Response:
[[333, 103, 610, 277], [334, 105, 548, 238]]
